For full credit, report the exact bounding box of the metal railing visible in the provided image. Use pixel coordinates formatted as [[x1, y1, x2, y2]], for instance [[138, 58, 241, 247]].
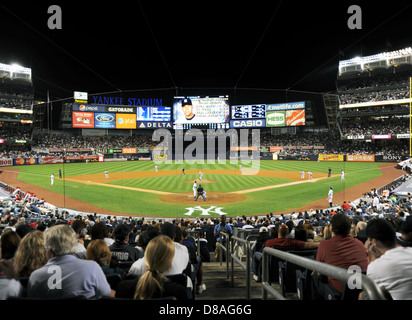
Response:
[[229, 235, 252, 300], [261, 247, 387, 300]]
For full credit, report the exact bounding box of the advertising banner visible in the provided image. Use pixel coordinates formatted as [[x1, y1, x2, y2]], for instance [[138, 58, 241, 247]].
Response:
[[73, 103, 105, 112], [229, 119, 266, 128], [286, 109, 305, 126], [270, 146, 284, 152], [0, 158, 13, 166], [14, 158, 38, 165], [72, 112, 94, 128], [346, 154, 375, 162], [266, 111, 285, 127], [137, 121, 172, 129], [375, 155, 406, 162], [122, 148, 137, 154], [95, 113, 116, 129], [116, 113, 136, 129], [318, 154, 344, 161], [153, 154, 168, 161], [42, 157, 64, 164], [266, 101, 306, 111]]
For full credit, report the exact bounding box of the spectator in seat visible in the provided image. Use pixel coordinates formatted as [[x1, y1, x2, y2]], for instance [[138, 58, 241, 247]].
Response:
[[27, 224, 114, 299], [311, 213, 368, 299], [90, 222, 114, 247], [354, 221, 368, 244], [109, 224, 142, 263], [252, 226, 272, 282], [396, 216, 412, 247], [128, 222, 190, 277], [71, 219, 87, 259], [116, 235, 188, 300], [264, 225, 319, 250], [13, 230, 47, 278], [86, 239, 124, 277], [0, 229, 21, 261], [363, 218, 412, 300], [214, 215, 232, 261]]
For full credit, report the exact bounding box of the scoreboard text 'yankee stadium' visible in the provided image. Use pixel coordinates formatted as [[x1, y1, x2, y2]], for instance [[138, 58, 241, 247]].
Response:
[[91, 96, 163, 106]]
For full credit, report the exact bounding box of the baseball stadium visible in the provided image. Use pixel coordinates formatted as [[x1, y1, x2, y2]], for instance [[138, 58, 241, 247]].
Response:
[[1, 1, 412, 309]]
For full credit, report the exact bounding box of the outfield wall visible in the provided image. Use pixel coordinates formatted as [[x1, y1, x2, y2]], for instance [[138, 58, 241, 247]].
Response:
[[0, 153, 406, 167]]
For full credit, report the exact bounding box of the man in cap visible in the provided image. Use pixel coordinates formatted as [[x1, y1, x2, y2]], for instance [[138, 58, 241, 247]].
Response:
[[396, 216, 412, 247], [181, 98, 196, 121], [363, 218, 412, 299]]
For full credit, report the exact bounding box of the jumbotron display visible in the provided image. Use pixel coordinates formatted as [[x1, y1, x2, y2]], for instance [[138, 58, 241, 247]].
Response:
[[173, 96, 230, 129]]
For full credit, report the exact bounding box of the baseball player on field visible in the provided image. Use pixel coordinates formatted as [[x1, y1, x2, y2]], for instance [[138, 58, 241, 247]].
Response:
[[193, 180, 197, 198], [198, 170, 203, 181], [300, 170, 305, 179]]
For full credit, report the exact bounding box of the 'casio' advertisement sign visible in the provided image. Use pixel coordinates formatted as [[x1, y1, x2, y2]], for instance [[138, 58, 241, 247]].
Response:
[[230, 119, 266, 128]]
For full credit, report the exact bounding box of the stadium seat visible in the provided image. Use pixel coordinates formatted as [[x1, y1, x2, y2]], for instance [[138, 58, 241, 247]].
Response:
[[117, 261, 134, 272], [324, 271, 366, 300], [278, 249, 317, 297], [105, 273, 122, 291]]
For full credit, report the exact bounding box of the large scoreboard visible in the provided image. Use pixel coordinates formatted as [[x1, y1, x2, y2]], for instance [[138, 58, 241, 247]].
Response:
[[71, 99, 305, 130]]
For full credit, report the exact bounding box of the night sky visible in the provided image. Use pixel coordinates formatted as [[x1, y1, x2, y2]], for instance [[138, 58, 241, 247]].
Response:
[[2, 1, 412, 102]]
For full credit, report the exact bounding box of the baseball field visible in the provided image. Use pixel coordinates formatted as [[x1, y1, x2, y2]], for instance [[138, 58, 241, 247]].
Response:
[[0, 160, 402, 218]]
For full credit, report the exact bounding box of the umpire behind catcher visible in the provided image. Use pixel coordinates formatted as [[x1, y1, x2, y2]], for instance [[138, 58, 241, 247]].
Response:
[[195, 184, 206, 201]]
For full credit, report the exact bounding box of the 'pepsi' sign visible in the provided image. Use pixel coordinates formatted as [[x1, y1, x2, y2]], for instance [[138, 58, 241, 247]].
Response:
[[73, 103, 105, 112]]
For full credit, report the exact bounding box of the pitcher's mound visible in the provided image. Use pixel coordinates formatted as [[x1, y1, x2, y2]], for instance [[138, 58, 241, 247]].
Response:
[[185, 179, 216, 184], [159, 192, 247, 205]]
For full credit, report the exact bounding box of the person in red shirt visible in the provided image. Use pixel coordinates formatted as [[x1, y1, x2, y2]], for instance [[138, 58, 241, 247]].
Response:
[[265, 225, 319, 250], [311, 213, 368, 299], [342, 201, 351, 212]]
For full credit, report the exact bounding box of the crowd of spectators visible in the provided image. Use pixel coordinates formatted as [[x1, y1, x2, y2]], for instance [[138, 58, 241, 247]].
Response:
[[337, 69, 411, 106], [340, 116, 409, 136], [0, 173, 411, 300], [339, 88, 409, 105]]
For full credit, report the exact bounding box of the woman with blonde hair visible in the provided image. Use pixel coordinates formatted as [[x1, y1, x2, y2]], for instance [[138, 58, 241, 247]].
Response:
[[13, 230, 47, 278], [133, 235, 187, 300]]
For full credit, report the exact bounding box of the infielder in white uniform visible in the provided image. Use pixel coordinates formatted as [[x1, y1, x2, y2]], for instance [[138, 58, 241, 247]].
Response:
[[300, 170, 305, 179], [155, 165, 158, 172], [341, 170, 345, 181], [308, 171, 312, 180], [198, 170, 203, 181], [328, 187, 333, 207], [105, 170, 109, 179], [193, 181, 197, 198], [51, 174, 54, 186]]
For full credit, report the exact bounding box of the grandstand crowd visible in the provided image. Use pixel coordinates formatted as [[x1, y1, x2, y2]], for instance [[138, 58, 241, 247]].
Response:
[[0, 169, 411, 300]]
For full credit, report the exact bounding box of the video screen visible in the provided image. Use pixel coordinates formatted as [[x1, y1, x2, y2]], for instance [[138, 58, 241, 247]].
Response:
[[136, 106, 171, 122], [173, 96, 230, 125], [231, 104, 266, 120]]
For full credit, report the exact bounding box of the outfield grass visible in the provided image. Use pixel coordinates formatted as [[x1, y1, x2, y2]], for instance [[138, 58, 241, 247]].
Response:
[[8, 160, 387, 217]]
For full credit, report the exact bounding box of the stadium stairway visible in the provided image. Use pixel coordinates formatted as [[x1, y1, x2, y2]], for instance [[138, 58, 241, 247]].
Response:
[[195, 254, 298, 301]]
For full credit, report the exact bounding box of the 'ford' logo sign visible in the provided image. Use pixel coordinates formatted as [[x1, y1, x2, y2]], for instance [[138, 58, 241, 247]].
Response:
[[96, 114, 114, 122]]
